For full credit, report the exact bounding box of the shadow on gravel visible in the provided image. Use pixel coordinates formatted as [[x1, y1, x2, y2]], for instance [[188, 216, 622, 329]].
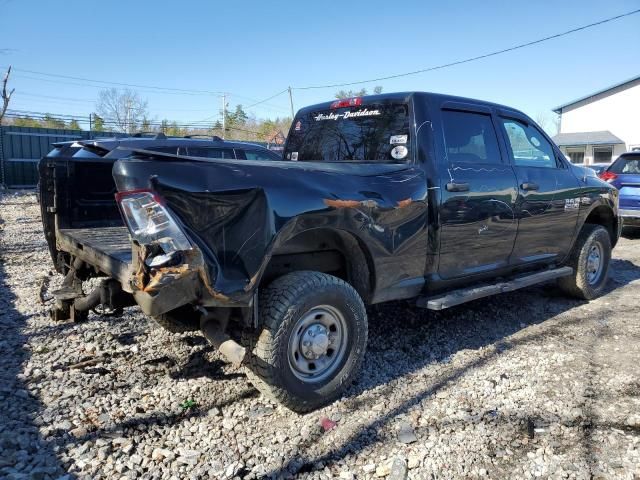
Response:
[[66, 388, 259, 446], [0, 223, 72, 478], [169, 345, 245, 381], [621, 226, 640, 240], [264, 311, 593, 478], [265, 264, 640, 478]]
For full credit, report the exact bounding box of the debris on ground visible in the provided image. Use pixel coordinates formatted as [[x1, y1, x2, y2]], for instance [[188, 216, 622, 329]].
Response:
[[1, 191, 639, 479]]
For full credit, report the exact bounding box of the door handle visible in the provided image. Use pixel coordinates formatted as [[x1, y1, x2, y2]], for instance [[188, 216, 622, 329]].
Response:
[[520, 182, 539, 191], [446, 182, 470, 192]]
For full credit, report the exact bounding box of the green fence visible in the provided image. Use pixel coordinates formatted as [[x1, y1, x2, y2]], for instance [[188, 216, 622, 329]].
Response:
[[0, 126, 119, 188]]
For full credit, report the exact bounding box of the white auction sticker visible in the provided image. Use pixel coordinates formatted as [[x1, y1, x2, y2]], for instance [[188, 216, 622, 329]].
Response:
[[390, 135, 408, 145], [291, 151, 299, 161], [390, 145, 408, 160]]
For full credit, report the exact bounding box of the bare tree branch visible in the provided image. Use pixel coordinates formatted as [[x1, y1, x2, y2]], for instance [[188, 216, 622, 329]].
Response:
[[96, 88, 149, 133], [1, 65, 15, 125]]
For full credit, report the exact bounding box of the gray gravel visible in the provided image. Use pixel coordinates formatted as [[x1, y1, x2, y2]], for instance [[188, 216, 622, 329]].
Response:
[[1, 191, 639, 480]]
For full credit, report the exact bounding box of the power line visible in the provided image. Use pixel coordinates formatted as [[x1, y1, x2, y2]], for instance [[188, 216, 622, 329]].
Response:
[[192, 88, 290, 124], [4, 109, 268, 137], [225, 92, 290, 113], [5, 67, 225, 95], [292, 8, 640, 90], [14, 92, 95, 103], [244, 89, 289, 109], [10, 73, 218, 97], [11, 73, 291, 116], [7, 67, 289, 113]]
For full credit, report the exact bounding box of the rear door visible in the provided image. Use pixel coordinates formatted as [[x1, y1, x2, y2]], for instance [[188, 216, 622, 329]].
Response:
[[498, 114, 581, 264], [437, 104, 519, 279]]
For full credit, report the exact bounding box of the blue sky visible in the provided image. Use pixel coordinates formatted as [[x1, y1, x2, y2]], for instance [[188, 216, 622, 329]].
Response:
[[1, 0, 638, 127]]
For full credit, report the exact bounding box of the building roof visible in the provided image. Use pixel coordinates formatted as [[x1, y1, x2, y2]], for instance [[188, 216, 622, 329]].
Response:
[[552, 131, 625, 147], [552, 74, 640, 113]]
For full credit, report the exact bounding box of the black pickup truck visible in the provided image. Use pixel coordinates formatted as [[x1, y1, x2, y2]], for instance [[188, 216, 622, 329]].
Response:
[[40, 92, 620, 412]]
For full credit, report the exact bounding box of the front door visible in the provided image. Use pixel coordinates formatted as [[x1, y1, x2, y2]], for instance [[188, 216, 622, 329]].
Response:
[[498, 116, 581, 264], [437, 107, 519, 279]]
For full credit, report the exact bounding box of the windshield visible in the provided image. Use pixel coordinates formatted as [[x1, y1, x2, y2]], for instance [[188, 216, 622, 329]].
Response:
[[609, 155, 640, 174], [284, 102, 411, 163]]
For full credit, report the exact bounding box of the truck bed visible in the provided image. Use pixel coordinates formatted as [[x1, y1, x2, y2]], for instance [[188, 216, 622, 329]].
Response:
[[57, 227, 134, 291]]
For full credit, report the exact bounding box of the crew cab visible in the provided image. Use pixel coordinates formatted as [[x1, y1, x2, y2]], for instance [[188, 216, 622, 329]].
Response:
[[40, 92, 620, 412]]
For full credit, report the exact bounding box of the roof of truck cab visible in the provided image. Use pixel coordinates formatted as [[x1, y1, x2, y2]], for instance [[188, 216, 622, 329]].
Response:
[[297, 91, 529, 118]]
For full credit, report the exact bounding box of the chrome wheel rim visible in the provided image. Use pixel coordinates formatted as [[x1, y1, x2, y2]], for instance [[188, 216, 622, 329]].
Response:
[[586, 241, 604, 285], [288, 305, 348, 383]]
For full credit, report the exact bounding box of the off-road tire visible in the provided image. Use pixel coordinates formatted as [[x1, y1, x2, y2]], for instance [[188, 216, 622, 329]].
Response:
[[558, 224, 611, 300], [242, 271, 368, 413]]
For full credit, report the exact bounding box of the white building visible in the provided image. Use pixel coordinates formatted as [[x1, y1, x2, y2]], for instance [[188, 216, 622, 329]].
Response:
[[552, 75, 640, 165]]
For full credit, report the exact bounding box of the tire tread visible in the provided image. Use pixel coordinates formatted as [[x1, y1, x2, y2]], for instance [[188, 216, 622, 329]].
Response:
[[242, 271, 367, 412]]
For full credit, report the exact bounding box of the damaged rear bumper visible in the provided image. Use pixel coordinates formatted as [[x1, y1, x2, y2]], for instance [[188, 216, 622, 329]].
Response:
[[129, 243, 248, 317]]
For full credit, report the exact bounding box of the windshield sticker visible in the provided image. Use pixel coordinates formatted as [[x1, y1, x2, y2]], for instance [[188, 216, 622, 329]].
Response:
[[390, 135, 408, 145], [390, 145, 408, 160], [291, 151, 298, 161], [314, 108, 381, 121], [295, 120, 302, 131]]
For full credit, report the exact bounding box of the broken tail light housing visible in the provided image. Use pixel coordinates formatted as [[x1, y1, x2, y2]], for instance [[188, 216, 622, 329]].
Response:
[[330, 97, 363, 109], [116, 189, 191, 255], [598, 170, 618, 182]]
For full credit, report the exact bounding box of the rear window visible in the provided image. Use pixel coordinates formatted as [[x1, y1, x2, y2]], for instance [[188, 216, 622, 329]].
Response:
[[609, 155, 640, 174], [284, 102, 411, 162], [72, 145, 109, 159], [148, 146, 179, 154], [242, 149, 281, 161], [47, 145, 80, 157], [183, 147, 235, 159]]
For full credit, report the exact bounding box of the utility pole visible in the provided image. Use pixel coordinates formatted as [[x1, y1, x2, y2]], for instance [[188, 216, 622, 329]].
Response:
[[89, 113, 93, 139], [126, 98, 132, 134], [221, 93, 227, 139], [288, 86, 295, 119]]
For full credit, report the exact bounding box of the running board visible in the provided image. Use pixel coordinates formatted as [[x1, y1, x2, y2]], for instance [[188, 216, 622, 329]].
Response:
[[417, 267, 573, 311]]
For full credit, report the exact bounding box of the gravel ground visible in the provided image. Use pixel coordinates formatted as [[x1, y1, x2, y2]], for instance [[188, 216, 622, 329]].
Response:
[[1, 191, 639, 480]]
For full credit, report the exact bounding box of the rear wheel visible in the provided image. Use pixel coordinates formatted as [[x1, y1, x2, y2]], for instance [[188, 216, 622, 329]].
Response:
[[558, 224, 611, 300], [243, 271, 367, 413]]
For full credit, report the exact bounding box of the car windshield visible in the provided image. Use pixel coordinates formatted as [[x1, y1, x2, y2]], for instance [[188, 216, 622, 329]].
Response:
[[284, 102, 411, 163], [609, 155, 640, 174]]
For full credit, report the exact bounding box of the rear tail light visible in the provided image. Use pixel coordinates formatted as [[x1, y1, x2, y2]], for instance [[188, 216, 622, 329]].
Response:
[[330, 97, 363, 109], [598, 170, 618, 182], [115, 189, 191, 254]]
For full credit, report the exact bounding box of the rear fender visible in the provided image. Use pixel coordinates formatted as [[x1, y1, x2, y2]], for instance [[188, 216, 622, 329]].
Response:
[[113, 157, 430, 306]]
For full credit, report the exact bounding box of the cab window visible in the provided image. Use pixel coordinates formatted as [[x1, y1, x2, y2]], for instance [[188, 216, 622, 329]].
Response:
[[441, 110, 501, 164], [501, 119, 557, 168]]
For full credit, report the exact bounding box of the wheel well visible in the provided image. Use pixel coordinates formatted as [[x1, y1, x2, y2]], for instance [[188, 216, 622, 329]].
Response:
[[260, 229, 374, 303], [584, 205, 617, 247]]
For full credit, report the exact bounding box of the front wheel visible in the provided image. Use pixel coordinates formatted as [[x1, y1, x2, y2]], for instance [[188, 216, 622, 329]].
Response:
[[558, 224, 611, 300], [243, 271, 368, 413]]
